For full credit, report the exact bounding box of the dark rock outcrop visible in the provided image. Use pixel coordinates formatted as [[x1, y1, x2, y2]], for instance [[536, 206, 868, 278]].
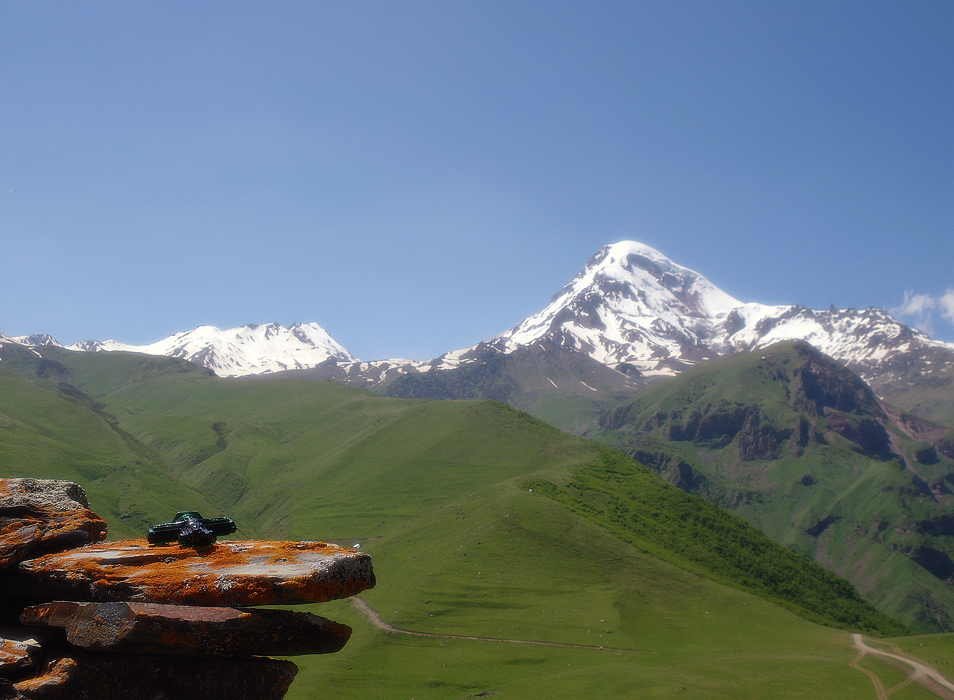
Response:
[[21, 602, 351, 657], [17, 653, 298, 700]]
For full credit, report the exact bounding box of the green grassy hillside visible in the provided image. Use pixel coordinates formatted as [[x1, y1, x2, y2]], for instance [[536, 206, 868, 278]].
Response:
[[595, 341, 954, 633], [286, 483, 892, 699], [0, 355, 226, 538], [1, 344, 939, 698]]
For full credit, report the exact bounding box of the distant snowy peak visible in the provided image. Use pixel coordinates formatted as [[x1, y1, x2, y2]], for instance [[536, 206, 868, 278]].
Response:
[[67, 322, 355, 377], [492, 241, 754, 372], [487, 240, 954, 381], [10, 333, 60, 347]]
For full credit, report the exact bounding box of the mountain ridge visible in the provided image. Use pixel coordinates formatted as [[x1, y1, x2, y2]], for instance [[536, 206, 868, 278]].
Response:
[[479, 241, 954, 384], [12, 322, 354, 378], [5, 242, 953, 409]]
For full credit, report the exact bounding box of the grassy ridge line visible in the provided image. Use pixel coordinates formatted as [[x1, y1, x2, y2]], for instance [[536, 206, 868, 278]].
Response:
[[525, 447, 907, 636], [85, 360, 598, 540]]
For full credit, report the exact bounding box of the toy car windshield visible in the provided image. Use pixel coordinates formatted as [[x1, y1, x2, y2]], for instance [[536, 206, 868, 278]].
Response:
[[147, 511, 237, 548]]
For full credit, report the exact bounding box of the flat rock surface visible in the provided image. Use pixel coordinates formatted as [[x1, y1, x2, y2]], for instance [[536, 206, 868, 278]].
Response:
[[0, 506, 108, 571], [21, 601, 352, 657], [15, 653, 297, 700], [17, 539, 375, 606]]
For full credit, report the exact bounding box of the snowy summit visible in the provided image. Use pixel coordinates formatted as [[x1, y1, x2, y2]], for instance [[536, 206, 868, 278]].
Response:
[[68, 322, 354, 377], [484, 241, 953, 381]]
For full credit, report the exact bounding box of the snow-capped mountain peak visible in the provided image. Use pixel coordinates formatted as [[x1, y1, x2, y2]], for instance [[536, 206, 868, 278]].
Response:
[[492, 241, 756, 373], [583, 241, 742, 317], [485, 240, 954, 382], [66, 322, 355, 377], [6, 240, 952, 388]]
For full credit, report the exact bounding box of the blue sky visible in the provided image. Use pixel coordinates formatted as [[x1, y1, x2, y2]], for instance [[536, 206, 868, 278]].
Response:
[[2, 1, 951, 360]]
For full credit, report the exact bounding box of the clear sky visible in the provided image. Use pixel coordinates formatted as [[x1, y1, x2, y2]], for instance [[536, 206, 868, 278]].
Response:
[[2, 1, 952, 360]]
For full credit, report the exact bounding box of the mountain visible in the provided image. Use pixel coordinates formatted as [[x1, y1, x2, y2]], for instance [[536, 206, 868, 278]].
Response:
[[379, 341, 646, 433], [474, 241, 954, 386], [6, 240, 953, 426], [595, 340, 954, 632], [11, 241, 954, 383], [64, 322, 355, 377], [377, 240, 954, 429]]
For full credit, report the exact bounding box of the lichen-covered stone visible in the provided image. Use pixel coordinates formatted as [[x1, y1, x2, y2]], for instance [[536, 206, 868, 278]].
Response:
[[0, 479, 107, 571], [15, 653, 297, 700], [16, 539, 375, 606], [21, 601, 351, 657], [0, 638, 35, 678], [0, 509, 108, 571]]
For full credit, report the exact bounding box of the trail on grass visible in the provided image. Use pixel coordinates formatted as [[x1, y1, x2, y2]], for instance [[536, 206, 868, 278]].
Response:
[[350, 596, 640, 653], [851, 634, 954, 700]]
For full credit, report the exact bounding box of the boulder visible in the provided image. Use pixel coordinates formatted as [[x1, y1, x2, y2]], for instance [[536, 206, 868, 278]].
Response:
[[15, 539, 375, 606], [21, 601, 351, 657], [0, 480, 107, 571], [15, 653, 297, 700], [0, 480, 91, 512]]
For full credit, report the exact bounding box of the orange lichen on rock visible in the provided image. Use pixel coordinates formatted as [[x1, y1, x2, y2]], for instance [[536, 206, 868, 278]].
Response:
[[17, 539, 375, 606], [0, 636, 37, 676], [0, 506, 108, 569]]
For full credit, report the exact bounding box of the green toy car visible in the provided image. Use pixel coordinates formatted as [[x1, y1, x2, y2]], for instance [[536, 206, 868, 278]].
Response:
[[147, 511, 237, 547]]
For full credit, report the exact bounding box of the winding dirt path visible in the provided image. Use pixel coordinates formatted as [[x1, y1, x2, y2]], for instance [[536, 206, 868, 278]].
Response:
[[349, 596, 641, 653], [851, 634, 954, 700], [350, 600, 954, 697]]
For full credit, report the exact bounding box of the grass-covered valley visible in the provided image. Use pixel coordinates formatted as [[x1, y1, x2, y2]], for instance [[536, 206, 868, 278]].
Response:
[[2, 340, 954, 698]]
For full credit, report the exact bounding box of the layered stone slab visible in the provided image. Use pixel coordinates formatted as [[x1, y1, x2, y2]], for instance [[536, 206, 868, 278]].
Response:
[[16, 539, 375, 606], [16, 653, 297, 700], [0, 479, 107, 570], [21, 601, 352, 657], [0, 638, 35, 678]]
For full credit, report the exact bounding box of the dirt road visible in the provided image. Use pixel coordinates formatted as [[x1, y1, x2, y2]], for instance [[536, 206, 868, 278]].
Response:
[[350, 598, 954, 698], [349, 596, 640, 653], [851, 634, 954, 700]]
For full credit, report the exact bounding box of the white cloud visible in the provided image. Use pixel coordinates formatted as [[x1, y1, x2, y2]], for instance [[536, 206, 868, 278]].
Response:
[[939, 288, 954, 323], [890, 289, 954, 338], [895, 291, 937, 317]]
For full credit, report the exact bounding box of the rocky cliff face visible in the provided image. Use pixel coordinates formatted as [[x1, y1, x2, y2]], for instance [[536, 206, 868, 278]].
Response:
[[0, 478, 374, 700]]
